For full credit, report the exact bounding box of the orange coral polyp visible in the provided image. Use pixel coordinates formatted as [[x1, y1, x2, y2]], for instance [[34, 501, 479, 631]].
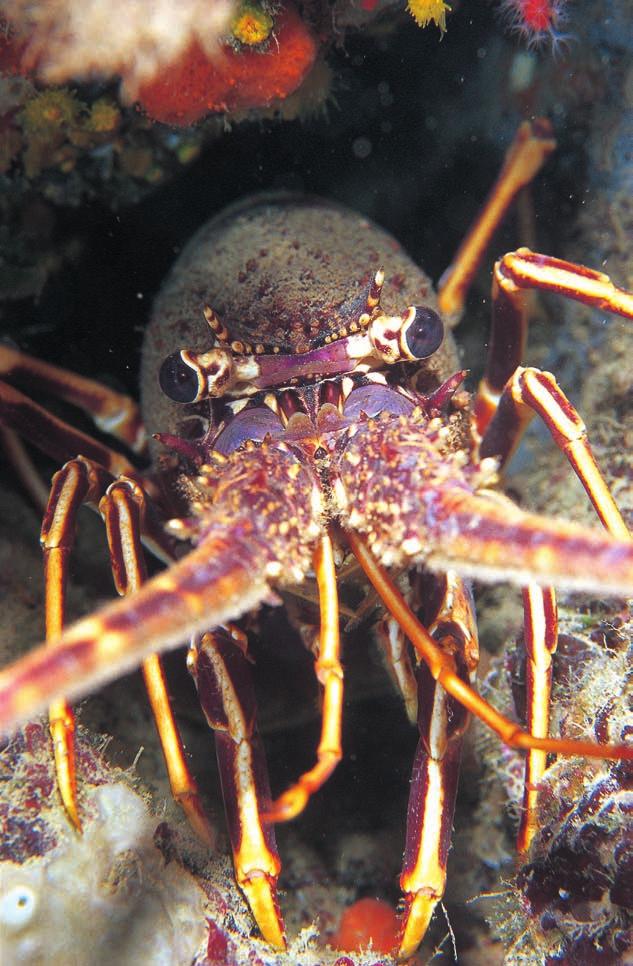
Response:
[[137, 4, 317, 125]]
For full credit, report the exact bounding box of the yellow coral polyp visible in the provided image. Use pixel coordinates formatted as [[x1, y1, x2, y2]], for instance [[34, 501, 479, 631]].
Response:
[[231, 2, 274, 46], [407, 0, 451, 33], [21, 90, 80, 134], [87, 99, 121, 134]]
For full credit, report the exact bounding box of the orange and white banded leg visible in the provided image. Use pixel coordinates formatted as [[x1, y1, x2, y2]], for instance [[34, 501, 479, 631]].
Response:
[[347, 532, 631, 757], [266, 532, 344, 822], [0, 378, 143, 481], [397, 571, 478, 961], [437, 119, 556, 320], [0, 371, 174, 558], [497, 248, 633, 319], [470, 255, 556, 852], [480, 366, 631, 848], [40, 455, 210, 840], [100, 477, 215, 847], [480, 367, 629, 539], [0, 343, 146, 453], [346, 524, 632, 951], [472, 246, 633, 848], [375, 613, 419, 725], [189, 627, 286, 949], [0, 382, 168, 796], [517, 584, 557, 852], [474, 250, 633, 437], [40, 455, 114, 828]]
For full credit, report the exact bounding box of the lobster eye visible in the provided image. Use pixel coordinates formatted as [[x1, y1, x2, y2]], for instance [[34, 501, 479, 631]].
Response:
[[404, 306, 444, 360], [159, 352, 200, 403]]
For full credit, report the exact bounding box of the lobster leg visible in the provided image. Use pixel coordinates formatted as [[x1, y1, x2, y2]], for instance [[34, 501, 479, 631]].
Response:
[[0, 426, 51, 510], [375, 613, 419, 725], [1, 349, 213, 835], [474, 271, 561, 851], [480, 364, 630, 849], [517, 584, 558, 852], [397, 572, 478, 961], [474, 250, 633, 436], [0, 348, 152, 551], [498, 248, 633, 317], [0, 377, 171, 558], [437, 119, 556, 320], [0, 378, 140, 480], [347, 530, 631, 761], [349, 517, 631, 953], [0, 344, 146, 453], [473, 253, 633, 849], [481, 366, 629, 537], [40, 454, 213, 842], [266, 532, 344, 822], [40, 455, 114, 828], [100, 477, 215, 846], [189, 627, 286, 949]]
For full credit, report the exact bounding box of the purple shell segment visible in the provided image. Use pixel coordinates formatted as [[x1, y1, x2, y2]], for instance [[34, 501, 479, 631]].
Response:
[[343, 383, 415, 419], [213, 406, 284, 455]]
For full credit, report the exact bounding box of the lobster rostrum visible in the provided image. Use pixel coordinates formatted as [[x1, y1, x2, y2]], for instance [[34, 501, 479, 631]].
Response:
[[1, 120, 633, 960]]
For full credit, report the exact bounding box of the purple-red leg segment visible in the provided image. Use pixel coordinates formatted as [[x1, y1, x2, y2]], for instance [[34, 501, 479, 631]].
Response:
[[189, 627, 286, 949], [476, 251, 633, 852], [397, 571, 478, 960]]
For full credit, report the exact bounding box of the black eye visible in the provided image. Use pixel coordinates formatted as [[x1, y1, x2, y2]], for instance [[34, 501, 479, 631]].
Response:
[[159, 352, 200, 403], [405, 306, 444, 359]]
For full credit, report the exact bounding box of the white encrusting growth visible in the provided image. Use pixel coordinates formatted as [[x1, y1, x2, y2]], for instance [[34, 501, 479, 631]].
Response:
[[0, 784, 207, 965]]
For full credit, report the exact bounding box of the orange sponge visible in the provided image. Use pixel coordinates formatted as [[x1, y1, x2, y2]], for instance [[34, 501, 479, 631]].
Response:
[[332, 897, 400, 955]]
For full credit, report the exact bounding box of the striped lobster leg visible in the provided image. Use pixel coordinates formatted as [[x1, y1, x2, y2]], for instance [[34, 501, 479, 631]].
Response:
[[188, 626, 286, 949], [396, 571, 478, 961]]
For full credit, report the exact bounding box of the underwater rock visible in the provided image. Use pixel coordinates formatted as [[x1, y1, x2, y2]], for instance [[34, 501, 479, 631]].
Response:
[[0, 723, 208, 966]]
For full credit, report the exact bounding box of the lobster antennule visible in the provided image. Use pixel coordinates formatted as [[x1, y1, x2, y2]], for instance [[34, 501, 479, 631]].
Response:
[[0, 440, 323, 734]]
